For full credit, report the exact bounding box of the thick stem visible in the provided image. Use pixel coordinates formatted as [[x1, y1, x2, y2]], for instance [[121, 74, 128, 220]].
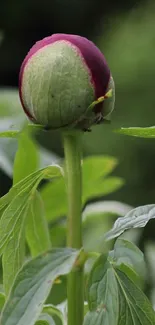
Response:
[[63, 132, 84, 325]]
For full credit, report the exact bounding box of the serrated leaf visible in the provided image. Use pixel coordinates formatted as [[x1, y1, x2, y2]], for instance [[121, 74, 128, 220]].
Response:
[[117, 126, 155, 138], [1, 248, 79, 325], [35, 313, 55, 325], [104, 204, 155, 241], [13, 132, 39, 184], [26, 191, 51, 256], [84, 248, 155, 325]]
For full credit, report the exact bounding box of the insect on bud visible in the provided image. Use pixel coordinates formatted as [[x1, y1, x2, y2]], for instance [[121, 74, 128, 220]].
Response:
[[19, 33, 115, 131]]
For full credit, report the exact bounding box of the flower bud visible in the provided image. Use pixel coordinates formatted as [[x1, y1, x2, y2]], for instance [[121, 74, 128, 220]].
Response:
[[19, 34, 115, 131]]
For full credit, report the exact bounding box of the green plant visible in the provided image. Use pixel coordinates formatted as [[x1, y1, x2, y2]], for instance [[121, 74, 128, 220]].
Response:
[[0, 33, 155, 325], [0, 126, 126, 325]]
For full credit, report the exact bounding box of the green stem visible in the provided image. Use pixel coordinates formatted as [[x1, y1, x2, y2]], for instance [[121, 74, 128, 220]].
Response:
[[63, 132, 84, 325]]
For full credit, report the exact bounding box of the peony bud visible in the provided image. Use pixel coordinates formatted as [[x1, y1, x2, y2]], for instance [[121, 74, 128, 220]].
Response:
[[19, 33, 115, 131]]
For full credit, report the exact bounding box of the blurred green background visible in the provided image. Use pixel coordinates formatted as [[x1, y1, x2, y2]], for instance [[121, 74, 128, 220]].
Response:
[[0, 1, 155, 243]]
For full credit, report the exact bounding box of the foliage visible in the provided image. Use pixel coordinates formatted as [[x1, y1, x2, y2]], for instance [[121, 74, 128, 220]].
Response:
[[84, 239, 155, 325], [0, 91, 155, 324]]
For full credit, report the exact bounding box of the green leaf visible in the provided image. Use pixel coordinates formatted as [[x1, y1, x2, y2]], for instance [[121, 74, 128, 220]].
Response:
[[27, 124, 44, 131], [0, 292, 5, 311], [13, 131, 51, 256], [84, 302, 89, 316], [84, 249, 155, 325], [115, 269, 155, 325], [50, 226, 66, 247], [83, 201, 132, 221], [0, 169, 43, 207], [0, 190, 31, 255], [85, 254, 119, 325], [83, 213, 114, 253], [0, 165, 62, 210], [0, 166, 62, 294], [2, 229, 25, 297], [1, 248, 79, 325], [117, 126, 155, 138], [35, 313, 55, 325], [83, 176, 124, 202], [0, 130, 20, 138], [43, 304, 64, 324], [104, 204, 155, 241], [43, 165, 63, 179], [113, 239, 145, 278], [145, 243, 155, 287], [0, 170, 47, 253], [0, 194, 11, 214], [0, 139, 58, 177], [145, 243, 155, 307], [82, 156, 118, 183], [82, 157, 122, 201], [41, 178, 66, 222], [13, 132, 39, 184], [26, 191, 51, 256], [0, 124, 45, 139], [46, 202, 128, 254], [41, 156, 122, 222], [2, 191, 30, 295]]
